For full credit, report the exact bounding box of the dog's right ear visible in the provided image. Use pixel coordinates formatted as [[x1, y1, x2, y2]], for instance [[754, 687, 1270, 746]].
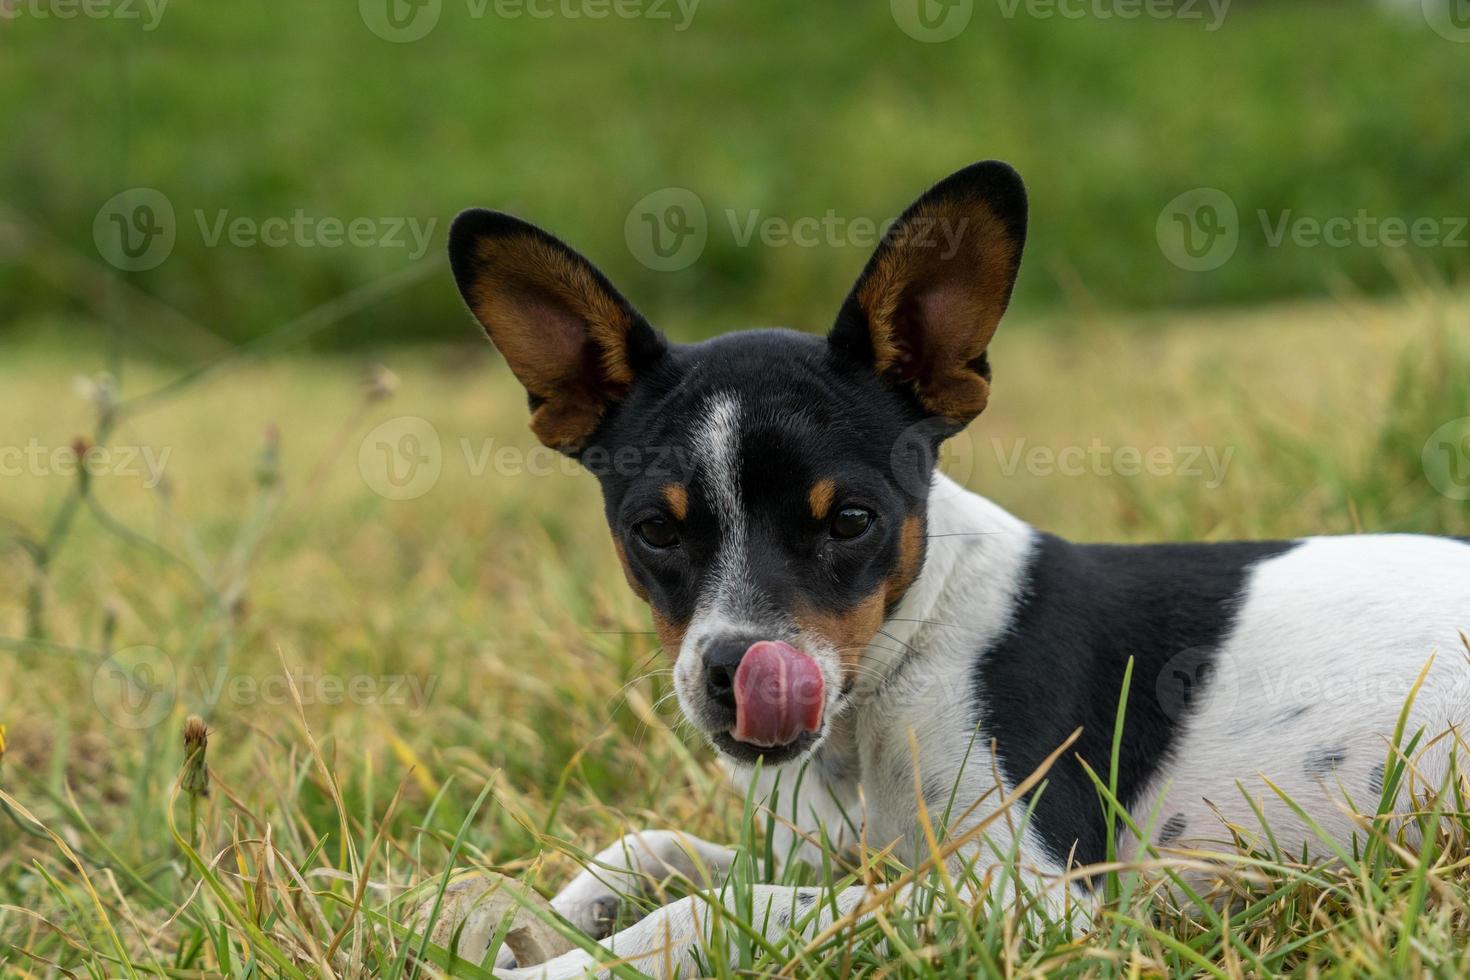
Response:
[[449, 210, 666, 452]]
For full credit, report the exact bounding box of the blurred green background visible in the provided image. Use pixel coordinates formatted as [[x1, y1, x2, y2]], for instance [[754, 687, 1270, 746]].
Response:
[[1, 0, 1467, 353]]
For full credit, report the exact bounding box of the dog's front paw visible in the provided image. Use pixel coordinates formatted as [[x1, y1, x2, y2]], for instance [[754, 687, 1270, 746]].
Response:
[[551, 876, 624, 939]]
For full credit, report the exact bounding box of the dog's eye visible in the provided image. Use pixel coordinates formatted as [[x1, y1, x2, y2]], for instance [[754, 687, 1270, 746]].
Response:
[[635, 517, 679, 549], [830, 507, 873, 540]]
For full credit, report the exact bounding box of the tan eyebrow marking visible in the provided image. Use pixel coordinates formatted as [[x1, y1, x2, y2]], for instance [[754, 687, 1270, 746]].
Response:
[[662, 483, 689, 521], [808, 479, 836, 520]]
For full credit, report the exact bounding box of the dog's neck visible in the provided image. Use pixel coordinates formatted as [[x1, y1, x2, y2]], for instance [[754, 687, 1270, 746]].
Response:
[[858, 473, 1035, 698]]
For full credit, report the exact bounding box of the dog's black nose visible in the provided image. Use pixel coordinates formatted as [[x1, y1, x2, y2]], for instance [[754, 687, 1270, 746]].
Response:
[[703, 637, 753, 711]]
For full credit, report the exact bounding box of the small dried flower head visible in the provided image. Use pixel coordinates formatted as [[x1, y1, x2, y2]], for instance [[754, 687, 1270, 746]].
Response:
[[181, 715, 210, 798], [73, 372, 118, 418], [101, 600, 120, 655], [364, 364, 400, 403], [0, 723, 7, 774]]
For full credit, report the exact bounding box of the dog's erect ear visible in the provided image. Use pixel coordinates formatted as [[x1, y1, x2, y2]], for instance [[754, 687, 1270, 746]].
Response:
[[449, 209, 666, 451], [828, 161, 1027, 427]]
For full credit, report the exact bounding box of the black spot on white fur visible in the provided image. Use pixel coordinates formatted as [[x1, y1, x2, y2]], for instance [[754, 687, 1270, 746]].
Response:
[[1304, 747, 1349, 778], [1368, 762, 1386, 798], [1270, 704, 1312, 726], [1158, 813, 1188, 845]]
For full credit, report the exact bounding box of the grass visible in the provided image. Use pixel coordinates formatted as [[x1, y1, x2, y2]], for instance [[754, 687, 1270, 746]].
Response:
[[2, 0, 1469, 349], [2, 279, 1469, 975]]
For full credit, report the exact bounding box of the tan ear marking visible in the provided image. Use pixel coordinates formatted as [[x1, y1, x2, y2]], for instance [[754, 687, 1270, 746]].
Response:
[[662, 484, 689, 521], [462, 232, 637, 450], [808, 479, 836, 521], [853, 196, 1017, 422]]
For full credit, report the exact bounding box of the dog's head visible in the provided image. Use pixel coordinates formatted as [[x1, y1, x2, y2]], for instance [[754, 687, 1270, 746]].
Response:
[[449, 162, 1026, 767]]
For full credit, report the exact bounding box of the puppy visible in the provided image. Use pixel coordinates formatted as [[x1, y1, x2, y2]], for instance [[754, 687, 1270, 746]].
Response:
[[448, 162, 1470, 978]]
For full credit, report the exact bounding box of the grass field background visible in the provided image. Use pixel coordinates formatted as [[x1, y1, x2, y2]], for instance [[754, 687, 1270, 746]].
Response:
[[3, 287, 1469, 974], [2, 0, 1469, 348], [4, 0, 1470, 975]]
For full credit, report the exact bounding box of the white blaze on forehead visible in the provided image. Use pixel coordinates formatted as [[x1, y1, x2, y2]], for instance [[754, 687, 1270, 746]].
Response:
[[691, 392, 756, 617]]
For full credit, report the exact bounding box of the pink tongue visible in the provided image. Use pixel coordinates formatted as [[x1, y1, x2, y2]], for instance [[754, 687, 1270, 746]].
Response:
[[731, 641, 825, 748]]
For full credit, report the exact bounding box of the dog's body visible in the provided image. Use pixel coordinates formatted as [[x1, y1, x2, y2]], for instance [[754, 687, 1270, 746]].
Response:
[[448, 163, 1470, 978]]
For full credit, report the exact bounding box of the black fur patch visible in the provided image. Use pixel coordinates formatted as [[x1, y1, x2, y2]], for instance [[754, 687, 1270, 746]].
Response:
[[971, 533, 1296, 869]]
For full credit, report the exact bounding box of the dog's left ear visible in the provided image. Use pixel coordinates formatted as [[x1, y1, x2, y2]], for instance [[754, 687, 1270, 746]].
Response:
[[828, 161, 1027, 426], [448, 209, 666, 452]]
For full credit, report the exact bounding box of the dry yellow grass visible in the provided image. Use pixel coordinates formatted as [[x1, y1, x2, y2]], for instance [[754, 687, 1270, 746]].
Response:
[[1, 290, 1468, 974]]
